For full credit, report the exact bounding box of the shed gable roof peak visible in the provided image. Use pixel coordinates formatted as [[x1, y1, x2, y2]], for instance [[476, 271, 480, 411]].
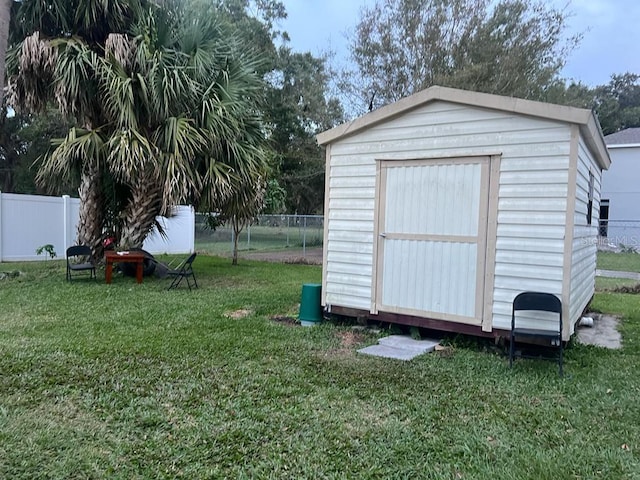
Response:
[[317, 85, 610, 170]]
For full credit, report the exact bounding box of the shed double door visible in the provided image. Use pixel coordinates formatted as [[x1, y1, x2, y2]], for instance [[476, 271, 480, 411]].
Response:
[[374, 157, 490, 325]]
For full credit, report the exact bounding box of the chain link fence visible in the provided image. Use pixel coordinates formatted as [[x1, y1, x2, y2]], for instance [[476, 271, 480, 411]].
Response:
[[598, 220, 640, 252], [195, 214, 324, 259]]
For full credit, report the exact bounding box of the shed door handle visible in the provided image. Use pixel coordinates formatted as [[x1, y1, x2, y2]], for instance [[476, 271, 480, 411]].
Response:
[[379, 233, 386, 238]]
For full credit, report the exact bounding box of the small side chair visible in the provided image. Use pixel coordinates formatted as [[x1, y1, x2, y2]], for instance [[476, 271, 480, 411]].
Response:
[[167, 252, 198, 290], [509, 291, 563, 376], [66, 245, 96, 281]]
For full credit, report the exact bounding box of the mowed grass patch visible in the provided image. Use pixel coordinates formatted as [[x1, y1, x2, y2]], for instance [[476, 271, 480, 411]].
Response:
[[595, 277, 640, 292], [0, 256, 639, 478], [597, 251, 640, 273]]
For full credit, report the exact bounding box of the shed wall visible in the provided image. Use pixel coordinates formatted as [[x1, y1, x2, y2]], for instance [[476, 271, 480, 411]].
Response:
[[568, 135, 601, 334], [324, 101, 572, 331]]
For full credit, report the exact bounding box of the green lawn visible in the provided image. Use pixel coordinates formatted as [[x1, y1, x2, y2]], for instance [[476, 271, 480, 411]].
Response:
[[1, 257, 639, 478], [597, 251, 640, 273]]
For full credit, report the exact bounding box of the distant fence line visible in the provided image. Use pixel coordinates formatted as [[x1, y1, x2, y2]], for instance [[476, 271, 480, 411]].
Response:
[[599, 220, 640, 250], [0, 192, 322, 263], [195, 214, 324, 258]]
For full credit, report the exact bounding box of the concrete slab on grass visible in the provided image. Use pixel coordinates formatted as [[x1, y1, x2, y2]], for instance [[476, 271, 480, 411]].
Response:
[[358, 335, 440, 361], [576, 314, 622, 349]]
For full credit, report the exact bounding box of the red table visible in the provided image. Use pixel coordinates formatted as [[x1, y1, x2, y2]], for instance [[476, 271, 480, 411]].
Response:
[[105, 251, 146, 284]]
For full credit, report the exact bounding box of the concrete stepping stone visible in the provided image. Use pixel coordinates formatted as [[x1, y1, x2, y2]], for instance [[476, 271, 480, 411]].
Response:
[[358, 335, 440, 361]]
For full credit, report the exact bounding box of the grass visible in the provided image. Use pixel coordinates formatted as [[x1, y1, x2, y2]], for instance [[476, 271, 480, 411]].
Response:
[[596, 277, 640, 292], [597, 251, 640, 273], [1, 256, 640, 478]]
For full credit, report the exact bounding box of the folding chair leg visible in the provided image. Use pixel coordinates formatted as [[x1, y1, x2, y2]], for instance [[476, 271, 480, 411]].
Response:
[[509, 333, 515, 368], [168, 276, 183, 290], [559, 341, 563, 377]]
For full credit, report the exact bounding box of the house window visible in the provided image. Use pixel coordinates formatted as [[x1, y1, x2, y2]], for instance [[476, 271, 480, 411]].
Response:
[[587, 171, 594, 225], [599, 199, 609, 237]]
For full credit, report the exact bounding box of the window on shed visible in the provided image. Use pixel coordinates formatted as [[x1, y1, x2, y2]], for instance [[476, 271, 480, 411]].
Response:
[[586, 171, 595, 225]]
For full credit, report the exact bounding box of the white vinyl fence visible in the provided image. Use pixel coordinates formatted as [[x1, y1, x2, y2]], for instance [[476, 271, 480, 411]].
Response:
[[0, 192, 194, 262]]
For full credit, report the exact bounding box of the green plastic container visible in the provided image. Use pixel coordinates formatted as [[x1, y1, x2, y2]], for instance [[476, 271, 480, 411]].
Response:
[[299, 283, 323, 326]]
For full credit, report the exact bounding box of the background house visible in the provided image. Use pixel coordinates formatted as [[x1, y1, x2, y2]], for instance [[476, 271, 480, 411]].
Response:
[[602, 128, 640, 246]]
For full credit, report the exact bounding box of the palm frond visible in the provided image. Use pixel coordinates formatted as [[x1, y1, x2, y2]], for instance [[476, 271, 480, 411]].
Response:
[[107, 128, 159, 183], [10, 32, 57, 112], [154, 116, 207, 207], [52, 37, 100, 119], [36, 127, 106, 190], [97, 56, 138, 129], [105, 33, 136, 71]]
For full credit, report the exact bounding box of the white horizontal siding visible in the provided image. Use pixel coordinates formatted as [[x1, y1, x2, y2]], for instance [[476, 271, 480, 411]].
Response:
[[496, 237, 566, 254], [498, 224, 565, 240], [324, 100, 571, 316], [495, 250, 563, 268], [328, 209, 375, 222], [330, 187, 376, 199], [568, 136, 600, 334]]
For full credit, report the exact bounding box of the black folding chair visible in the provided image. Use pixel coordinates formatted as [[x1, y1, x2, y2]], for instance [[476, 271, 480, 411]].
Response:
[[167, 253, 198, 290], [509, 291, 563, 376], [66, 245, 96, 281]]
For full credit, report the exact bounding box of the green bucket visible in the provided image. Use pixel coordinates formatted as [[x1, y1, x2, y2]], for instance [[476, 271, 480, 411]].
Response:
[[299, 283, 322, 326]]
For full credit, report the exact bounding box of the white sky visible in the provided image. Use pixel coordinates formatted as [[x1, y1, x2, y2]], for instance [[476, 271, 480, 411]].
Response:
[[279, 0, 640, 87]]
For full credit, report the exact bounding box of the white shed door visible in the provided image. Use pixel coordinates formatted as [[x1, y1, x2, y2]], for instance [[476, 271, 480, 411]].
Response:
[[375, 158, 490, 325]]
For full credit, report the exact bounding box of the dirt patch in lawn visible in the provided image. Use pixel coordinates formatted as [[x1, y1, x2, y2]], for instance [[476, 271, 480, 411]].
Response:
[[224, 309, 253, 320], [270, 315, 299, 327], [317, 330, 369, 359]]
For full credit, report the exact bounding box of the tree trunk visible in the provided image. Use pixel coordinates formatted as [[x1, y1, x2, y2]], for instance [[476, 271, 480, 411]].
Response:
[[76, 166, 105, 261], [0, 0, 11, 106], [119, 178, 163, 249], [232, 217, 240, 266]]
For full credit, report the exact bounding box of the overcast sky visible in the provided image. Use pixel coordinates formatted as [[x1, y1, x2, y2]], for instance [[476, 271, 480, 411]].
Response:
[[279, 0, 640, 87]]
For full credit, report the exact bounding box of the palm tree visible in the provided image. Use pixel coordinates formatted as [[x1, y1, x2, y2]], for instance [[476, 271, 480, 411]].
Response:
[[8, 1, 269, 255], [8, 0, 147, 257], [0, 0, 10, 106]]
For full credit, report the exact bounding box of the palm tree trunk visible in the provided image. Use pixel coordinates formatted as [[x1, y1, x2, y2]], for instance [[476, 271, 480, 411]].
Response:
[[76, 166, 105, 260], [232, 217, 240, 266], [119, 178, 163, 249], [0, 0, 11, 106]]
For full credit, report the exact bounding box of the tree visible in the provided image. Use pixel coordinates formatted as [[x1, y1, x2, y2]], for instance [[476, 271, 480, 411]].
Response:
[[343, 0, 579, 115], [8, 0, 269, 256], [0, 0, 11, 106], [213, 1, 344, 213], [266, 48, 343, 213], [8, 0, 151, 257], [593, 73, 640, 135], [0, 105, 74, 193], [543, 73, 640, 135], [217, 171, 267, 265]]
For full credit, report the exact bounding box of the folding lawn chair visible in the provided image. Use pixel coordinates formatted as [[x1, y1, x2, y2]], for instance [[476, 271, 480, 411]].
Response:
[[66, 245, 96, 281], [166, 253, 198, 290]]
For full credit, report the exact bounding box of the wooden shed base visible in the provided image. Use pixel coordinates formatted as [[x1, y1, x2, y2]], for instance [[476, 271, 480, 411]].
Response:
[[328, 306, 508, 339]]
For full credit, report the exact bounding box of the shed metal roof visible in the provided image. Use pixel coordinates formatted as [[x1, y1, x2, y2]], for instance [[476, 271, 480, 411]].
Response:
[[317, 86, 611, 170]]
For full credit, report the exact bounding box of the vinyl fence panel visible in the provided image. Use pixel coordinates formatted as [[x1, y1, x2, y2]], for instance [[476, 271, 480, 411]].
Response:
[[0, 192, 193, 261]]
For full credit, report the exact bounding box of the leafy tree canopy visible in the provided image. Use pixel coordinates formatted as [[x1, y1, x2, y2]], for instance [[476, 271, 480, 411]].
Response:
[[343, 0, 580, 115], [7, 0, 270, 254]]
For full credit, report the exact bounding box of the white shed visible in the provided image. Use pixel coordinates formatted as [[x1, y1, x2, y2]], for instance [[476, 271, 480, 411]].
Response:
[[317, 86, 610, 341]]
